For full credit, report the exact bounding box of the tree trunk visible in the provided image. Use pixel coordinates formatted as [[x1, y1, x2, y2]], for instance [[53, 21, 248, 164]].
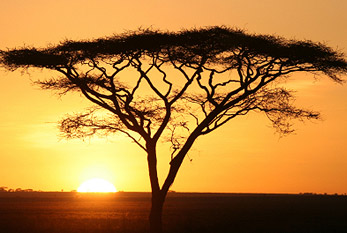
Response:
[[149, 192, 165, 233], [147, 141, 166, 233]]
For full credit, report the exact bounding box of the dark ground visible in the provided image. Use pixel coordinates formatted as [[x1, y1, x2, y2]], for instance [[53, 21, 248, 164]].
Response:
[[0, 192, 346, 233]]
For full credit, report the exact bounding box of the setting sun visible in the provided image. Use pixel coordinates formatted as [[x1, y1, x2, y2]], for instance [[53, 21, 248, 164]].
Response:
[[77, 178, 117, 193]]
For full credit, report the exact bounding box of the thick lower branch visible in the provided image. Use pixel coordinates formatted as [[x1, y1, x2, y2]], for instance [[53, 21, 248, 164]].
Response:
[[161, 128, 203, 194]]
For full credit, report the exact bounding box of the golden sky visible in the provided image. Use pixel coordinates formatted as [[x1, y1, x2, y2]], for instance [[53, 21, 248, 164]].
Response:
[[1, 0, 347, 194]]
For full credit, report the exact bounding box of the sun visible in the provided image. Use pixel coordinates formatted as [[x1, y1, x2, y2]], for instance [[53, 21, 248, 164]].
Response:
[[77, 178, 117, 193]]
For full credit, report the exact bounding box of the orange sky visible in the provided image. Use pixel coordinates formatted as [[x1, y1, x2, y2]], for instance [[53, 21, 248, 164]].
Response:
[[1, 0, 347, 194]]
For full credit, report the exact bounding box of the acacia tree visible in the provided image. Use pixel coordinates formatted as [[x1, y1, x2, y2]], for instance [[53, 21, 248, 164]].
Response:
[[1, 27, 346, 233]]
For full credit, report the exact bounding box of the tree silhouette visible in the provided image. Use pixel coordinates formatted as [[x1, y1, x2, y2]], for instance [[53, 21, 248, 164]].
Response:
[[1, 26, 346, 233]]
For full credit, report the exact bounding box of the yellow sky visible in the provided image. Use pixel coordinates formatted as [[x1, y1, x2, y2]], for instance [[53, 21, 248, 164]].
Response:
[[1, 0, 347, 194]]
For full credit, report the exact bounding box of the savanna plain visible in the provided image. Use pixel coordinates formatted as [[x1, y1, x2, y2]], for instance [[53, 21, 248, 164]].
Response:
[[0, 192, 346, 233]]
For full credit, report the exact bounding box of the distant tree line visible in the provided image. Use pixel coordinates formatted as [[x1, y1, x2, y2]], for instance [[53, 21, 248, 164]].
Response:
[[0, 187, 38, 192]]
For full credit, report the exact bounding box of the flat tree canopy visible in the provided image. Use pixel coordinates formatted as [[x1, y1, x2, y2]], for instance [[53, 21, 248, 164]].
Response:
[[1, 26, 346, 233], [2, 27, 346, 78]]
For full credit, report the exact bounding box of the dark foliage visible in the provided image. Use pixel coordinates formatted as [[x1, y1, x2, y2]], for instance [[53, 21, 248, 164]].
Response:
[[1, 27, 346, 80]]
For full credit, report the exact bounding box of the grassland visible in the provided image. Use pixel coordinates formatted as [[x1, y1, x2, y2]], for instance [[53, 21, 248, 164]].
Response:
[[0, 192, 346, 233]]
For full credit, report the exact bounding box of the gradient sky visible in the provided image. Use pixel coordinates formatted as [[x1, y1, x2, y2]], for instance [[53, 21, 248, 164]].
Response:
[[1, 0, 346, 193]]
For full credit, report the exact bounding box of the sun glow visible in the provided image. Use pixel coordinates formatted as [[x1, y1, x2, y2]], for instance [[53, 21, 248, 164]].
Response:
[[77, 178, 117, 193]]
